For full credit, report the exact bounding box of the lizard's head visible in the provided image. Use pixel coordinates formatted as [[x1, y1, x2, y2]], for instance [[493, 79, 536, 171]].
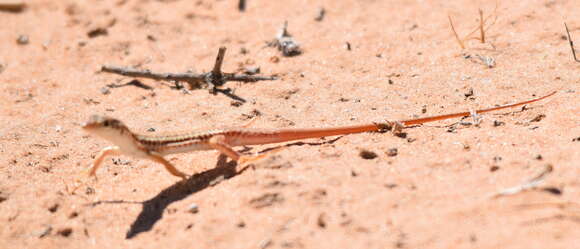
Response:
[[82, 115, 132, 140]]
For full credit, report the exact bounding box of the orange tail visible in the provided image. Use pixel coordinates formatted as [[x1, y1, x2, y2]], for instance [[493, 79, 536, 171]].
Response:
[[401, 91, 556, 126]]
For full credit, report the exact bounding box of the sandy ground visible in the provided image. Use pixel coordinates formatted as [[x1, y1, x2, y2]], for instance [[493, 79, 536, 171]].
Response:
[[1, 0, 579, 248]]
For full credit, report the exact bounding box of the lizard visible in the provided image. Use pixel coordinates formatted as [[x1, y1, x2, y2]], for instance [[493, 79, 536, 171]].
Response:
[[82, 91, 556, 179]]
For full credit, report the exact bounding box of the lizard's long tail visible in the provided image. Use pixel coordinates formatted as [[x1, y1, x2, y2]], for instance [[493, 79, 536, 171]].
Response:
[[400, 91, 556, 126]]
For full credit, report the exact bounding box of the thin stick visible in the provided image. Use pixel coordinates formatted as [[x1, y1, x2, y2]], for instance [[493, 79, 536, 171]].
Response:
[[449, 15, 465, 49], [479, 9, 485, 43], [212, 47, 226, 76], [491, 165, 553, 198], [238, 0, 246, 11], [463, 3, 498, 43], [565, 23, 580, 62], [101, 47, 277, 91]]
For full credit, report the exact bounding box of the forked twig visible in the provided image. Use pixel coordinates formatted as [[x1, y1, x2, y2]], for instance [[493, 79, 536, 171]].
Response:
[[101, 47, 277, 101], [564, 23, 580, 63]]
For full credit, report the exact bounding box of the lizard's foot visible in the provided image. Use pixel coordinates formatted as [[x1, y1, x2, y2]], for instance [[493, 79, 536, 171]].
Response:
[[68, 166, 98, 195], [238, 147, 287, 168], [238, 153, 269, 166]]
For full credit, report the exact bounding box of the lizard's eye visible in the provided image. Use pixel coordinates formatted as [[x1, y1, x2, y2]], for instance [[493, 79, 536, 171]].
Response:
[[103, 120, 110, 127]]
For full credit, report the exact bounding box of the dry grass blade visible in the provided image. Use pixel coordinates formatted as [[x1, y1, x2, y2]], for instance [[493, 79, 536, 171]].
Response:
[[448, 3, 498, 49], [449, 15, 465, 49], [492, 165, 554, 198], [565, 23, 580, 62]]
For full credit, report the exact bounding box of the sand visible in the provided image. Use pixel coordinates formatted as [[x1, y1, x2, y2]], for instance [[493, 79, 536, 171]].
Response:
[[1, 0, 579, 248]]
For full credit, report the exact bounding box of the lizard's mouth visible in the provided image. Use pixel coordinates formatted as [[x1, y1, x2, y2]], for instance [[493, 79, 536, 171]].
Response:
[[82, 114, 105, 130], [81, 122, 96, 130]]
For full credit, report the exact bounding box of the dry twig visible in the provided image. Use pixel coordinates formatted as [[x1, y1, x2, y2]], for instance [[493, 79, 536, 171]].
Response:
[[448, 6, 498, 50], [101, 47, 277, 100], [564, 23, 580, 63], [238, 0, 245, 12], [0, 0, 25, 12], [492, 164, 556, 198]]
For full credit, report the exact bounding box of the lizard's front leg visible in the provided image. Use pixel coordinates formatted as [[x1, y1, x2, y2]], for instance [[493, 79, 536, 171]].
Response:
[[71, 146, 122, 193], [88, 146, 122, 177]]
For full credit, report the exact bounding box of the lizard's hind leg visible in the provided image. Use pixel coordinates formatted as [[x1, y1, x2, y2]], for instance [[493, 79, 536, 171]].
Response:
[[208, 135, 270, 166]]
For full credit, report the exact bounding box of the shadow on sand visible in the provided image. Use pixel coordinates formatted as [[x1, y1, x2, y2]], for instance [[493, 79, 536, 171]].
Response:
[[125, 155, 246, 239]]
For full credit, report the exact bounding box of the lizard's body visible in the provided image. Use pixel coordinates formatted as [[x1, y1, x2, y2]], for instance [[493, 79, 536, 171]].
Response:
[[83, 91, 555, 179]]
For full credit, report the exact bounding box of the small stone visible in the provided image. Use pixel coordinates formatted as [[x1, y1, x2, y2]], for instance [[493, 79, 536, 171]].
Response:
[[16, 35, 29, 45], [359, 149, 378, 160], [57, 227, 73, 237], [85, 187, 95, 195], [542, 187, 562, 195], [68, 211, 79, 219], [87, 27, 108, 38], [530, 114, 546, 122], [38, 226, 52, 238], [447, 125, 457, 133], [317, 213, 327, 228], [100, 86, 111, 95], [244, 66, 260, 75], [493, 120, 505, 127], [48, 203, 59, 213], [386, 148, 398, 157], [314, 7, 325, 21], [188, 203, 199, 214], [259, 238, 273, 249], [464, 88, 474, 98], [230, 101, 243, 107]]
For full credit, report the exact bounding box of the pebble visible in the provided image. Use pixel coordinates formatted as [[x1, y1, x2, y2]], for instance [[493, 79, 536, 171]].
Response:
[[188, 203, 199, 214]]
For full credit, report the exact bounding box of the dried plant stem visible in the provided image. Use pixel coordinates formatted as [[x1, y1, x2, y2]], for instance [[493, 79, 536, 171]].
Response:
[[565, 23, 580, 62]]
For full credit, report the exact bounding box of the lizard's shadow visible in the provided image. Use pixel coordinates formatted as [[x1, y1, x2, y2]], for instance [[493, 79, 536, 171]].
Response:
[[124, 137, 344, 238], [111, 135, 348, 239], [125, 155, 247, 239]]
